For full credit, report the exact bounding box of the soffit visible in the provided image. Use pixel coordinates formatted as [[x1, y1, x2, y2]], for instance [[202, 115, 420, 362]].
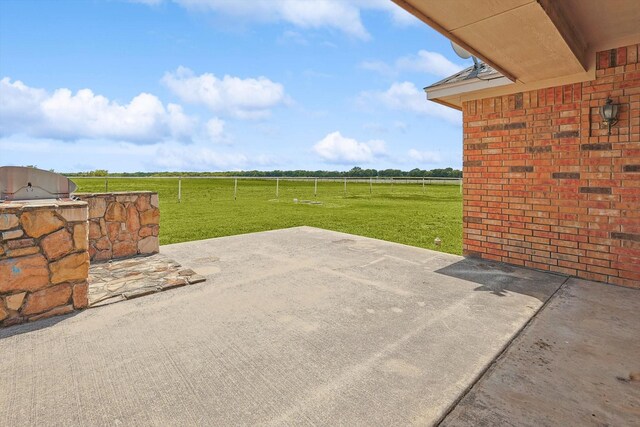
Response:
[[393, 0, 640, 84]]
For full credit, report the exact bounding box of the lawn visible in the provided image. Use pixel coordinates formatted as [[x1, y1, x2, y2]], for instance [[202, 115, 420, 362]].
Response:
[[74, 178, 463, 255]]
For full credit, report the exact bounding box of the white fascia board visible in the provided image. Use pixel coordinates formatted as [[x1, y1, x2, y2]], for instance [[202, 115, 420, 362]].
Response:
[[425, 76, 513, 101]]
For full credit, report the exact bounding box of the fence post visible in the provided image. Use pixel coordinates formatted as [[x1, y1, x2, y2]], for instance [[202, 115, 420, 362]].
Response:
[[105, 177, 108, 192], [178, 177, 182, 203], [422, 177, 425, 194], [314, 178, 318, 198], [369, 177, 372, 195], [460, 178, 463, 194], [344, 177, 347, 196], [276, 177, 279, 199], [391, 177, 394, 193], [234, 178, 238, 201]]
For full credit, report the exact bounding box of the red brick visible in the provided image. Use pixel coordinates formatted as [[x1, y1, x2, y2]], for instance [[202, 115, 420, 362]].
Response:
[[462, 43, 640, 288]]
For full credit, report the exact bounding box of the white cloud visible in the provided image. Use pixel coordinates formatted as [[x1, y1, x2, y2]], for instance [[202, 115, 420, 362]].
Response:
[[138, 0, 419, 40], [278, 30, 309, 45], [350, 0, 418, 26], [153, 144, 249, 170], [392, 120, 408, 133], [0, 77, 200, 143], [205, 117, 226, 142], [357, 81, 461, 124], [363, 120, 407, 135], [397, 51, 463, 76], [0, 79, 47, 131], [312, 131, 386, 164], [162, 66, 289, 119], [363, 122, 387, 134], [174, 0, 369, 39], [408, 148, 441, 163], [361, 50, 463, 78], [0, 136, 276, 172], [360, 60, 394, 76]]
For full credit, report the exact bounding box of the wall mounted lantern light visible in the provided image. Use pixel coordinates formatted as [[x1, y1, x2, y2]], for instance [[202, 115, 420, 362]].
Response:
[[600, 97, 619, 135]]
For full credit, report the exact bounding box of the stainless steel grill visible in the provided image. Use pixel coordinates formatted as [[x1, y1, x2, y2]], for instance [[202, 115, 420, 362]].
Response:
[[0, 166, 77, 202]]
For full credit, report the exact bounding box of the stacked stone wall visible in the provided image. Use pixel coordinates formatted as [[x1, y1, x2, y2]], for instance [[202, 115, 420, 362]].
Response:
[[76, 192, 159, 261], [0, 201, 89, 326]]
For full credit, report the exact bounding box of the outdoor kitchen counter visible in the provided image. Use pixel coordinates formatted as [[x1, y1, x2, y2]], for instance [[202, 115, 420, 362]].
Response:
[[0, 198, 90, 326], [0, 198, 87, 210], [75, 192, 160, 261]]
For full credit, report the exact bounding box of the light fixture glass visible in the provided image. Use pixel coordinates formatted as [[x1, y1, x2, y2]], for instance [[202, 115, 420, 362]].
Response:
[[600, 97, 619, 135]]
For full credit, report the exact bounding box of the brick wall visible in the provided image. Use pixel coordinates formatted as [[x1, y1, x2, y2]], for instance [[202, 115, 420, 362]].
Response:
[[462, 43, 640, 288]]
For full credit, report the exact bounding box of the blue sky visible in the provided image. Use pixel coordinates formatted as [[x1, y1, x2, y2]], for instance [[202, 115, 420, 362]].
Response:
[[0, 0, 466, 172]]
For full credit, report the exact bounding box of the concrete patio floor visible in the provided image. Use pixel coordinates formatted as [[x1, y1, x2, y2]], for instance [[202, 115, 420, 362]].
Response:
[[441, 277, 640, 426], [0, 227, 636, 426]]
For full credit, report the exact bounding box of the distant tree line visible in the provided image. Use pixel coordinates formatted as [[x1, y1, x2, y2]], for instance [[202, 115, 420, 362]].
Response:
[[66, 166, 462, 178]]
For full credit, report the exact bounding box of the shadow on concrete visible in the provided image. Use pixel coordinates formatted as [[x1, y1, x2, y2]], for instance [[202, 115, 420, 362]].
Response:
[[0, 311, 80, 340], [435, 257, 567, 303]]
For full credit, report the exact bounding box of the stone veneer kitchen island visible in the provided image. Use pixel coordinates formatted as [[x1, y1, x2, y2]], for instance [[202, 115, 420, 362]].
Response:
[[75, 192, 160, 261], [0, 191, 160, 327], [0, 199, 90, 325]]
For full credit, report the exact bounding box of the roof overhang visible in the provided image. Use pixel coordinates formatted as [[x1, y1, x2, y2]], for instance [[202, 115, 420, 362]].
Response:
[[393, 0, 640, 108], [425, 71, 513, 111], [425, 69, 598, 111]]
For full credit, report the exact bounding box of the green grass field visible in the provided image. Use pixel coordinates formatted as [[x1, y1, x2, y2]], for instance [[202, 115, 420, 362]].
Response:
[[74, 178, 463, 255]]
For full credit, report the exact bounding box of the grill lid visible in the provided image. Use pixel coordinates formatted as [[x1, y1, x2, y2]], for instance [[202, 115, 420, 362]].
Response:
[[0, 166, 78, 201]]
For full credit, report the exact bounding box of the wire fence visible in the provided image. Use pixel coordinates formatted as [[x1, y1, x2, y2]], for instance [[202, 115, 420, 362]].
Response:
[[71, 176, 462, 203]]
